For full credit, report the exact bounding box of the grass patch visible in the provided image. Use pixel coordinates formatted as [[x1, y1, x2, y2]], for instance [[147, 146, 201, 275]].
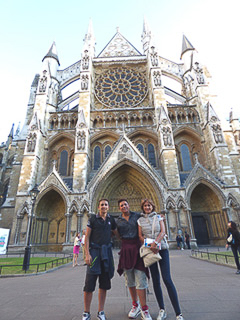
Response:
[[0, 256, 72, 275]]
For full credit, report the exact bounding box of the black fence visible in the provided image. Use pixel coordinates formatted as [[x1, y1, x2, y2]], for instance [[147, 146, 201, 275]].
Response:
[[0, 252, 73, 275], [191, 249, 237, 266]]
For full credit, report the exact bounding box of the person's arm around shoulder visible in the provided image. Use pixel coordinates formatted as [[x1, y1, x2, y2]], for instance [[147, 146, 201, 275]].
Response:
[[85, 226, 92, 265]]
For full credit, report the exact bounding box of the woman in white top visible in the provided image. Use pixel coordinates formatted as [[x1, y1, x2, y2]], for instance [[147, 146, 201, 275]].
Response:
[[73, 232, 81, 267], [138, 199, 184, 320]]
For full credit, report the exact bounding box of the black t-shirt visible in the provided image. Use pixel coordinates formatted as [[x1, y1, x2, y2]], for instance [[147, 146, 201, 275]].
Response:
[[116, 211, 140, 239], [87, 213, 117, 246]]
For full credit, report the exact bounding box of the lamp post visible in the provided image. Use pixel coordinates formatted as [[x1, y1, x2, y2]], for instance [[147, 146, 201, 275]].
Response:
[[22, 185, 39, 271]]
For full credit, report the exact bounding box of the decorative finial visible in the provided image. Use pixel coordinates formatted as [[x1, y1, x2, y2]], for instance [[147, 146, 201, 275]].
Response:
[[116, 26, 120, 33]]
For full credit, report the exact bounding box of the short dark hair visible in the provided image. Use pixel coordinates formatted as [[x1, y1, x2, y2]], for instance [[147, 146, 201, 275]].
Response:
[[118, 198, 129, 206], [141, 198, 156, 213], [229, 221, 238, 230], [98, 198, 109, 206]]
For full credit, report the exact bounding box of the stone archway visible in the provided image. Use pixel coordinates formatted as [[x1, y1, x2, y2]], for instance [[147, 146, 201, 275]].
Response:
[[92, 164, 163, 216], [32, 189, 66, 250], [190, 183, 227, 246]]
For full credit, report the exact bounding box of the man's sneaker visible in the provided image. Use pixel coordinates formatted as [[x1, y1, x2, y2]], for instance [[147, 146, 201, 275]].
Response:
[[176, 315, 184, 320], [236, 269, 240, 274], [141, 309, 152, 320], [157, 309, 167, 320], [97, 311, 107, 320], [82, 312, 91, 320], [128, 302, 141, 319]]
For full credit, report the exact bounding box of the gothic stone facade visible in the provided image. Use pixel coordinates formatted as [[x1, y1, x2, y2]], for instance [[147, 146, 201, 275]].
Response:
[[1, 22, 240, 252]]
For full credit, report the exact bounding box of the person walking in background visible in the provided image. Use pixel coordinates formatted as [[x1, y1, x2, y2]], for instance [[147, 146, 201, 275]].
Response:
[[116, 199, 152, 320], [82, 199, 117, 320], [176, 234, 184, 250], [138, 199, 184, 320], [73, 232, 81, 267], [226, 221, 240, 274], [184, 231, 191, 249]]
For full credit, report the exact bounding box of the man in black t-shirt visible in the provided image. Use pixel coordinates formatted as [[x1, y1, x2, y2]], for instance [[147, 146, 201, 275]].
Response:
[[82, 199, 117, 320]]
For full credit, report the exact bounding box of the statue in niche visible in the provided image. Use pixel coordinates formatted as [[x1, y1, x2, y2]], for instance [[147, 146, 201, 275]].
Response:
[[27, 133, 37, 152], [212, 124, 223, 143], [82, 50, 89, 70], [153, 71, 161, 86], [81, 74, 89, 90], [77, 131, 86, 150], [150, 46, 158, 66], [194, 62, 205, 84], [39, 70, 47, 93], [162, 127, 172, 146]]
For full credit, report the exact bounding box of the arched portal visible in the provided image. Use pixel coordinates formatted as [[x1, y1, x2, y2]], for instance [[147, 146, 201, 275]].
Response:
[[32, 189, 66, 249], [92, 163, 163, 215], [190, 183, 227, 246]]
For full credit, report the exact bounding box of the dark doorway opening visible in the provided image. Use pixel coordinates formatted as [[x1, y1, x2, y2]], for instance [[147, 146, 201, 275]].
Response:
[[192, 215, 209, 245]]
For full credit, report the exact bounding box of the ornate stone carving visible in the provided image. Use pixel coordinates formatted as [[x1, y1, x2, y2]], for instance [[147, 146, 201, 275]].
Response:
[[161, 127, 172, 146], [194, 62, 205, 84], [81, 74, 89, 90], [82, 50, 89, 70], [27, 133, 37, 152], [77, 131, 86, 150], [212, 124, 223, 143], [39, 70, 47, 93], [153, 71, 161, 86], [150, 46, 159, 66]]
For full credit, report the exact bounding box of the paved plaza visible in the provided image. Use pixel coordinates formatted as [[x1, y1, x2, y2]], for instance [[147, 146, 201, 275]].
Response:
[[0, 249, 239, 320]]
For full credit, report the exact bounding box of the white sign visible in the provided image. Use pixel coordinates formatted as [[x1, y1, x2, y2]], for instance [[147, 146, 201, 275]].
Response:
[[0, 228, 10, 254]]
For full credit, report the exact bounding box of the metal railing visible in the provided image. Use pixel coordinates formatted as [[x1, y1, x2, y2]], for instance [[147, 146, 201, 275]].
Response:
[[0, 253, 73, 275], [191, 249, 237, 266]]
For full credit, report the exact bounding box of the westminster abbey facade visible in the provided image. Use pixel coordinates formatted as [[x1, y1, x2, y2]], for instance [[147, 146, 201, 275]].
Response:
[[1, 20, 240, 251]]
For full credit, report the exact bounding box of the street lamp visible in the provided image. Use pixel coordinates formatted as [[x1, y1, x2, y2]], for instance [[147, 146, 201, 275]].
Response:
[[22, 185, 39, 271]]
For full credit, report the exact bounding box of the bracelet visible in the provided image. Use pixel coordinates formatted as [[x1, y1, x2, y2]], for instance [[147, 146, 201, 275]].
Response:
[[154, 240, 159, 245]]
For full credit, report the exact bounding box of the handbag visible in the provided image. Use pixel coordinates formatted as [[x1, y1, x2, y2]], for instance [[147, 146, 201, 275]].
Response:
[[76, 239, 81, 246], [139, 215, 162, 267], [227, 234, 232, 243]]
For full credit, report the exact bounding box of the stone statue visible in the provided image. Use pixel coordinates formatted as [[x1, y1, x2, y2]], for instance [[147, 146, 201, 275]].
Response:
[[162, 127, 172, 146], [153, 71, 161, 86], [150, 46, 158, 66], [81, 74, 89, 90], [194, 62, 205, 84], [82, 50, 89, 70], [77, 131, 86, 150], [39, 70, 47, 93]]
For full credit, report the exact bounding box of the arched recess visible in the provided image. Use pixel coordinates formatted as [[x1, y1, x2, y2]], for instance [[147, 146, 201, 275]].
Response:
[[32, 188, 67, 247], [188, 181, 227, 246], [90, 161, 164, 216]]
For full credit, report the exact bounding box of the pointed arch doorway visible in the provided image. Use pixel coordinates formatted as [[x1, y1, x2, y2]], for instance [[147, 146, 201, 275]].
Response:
[[32, 189, 67, 251], [91, 163, 163, 216], [190, 183, 228, 246]]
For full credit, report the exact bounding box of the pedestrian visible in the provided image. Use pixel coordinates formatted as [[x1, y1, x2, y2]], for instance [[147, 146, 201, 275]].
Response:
[[82, 199, 117, 320], [138, 199, 184, 320], [184, 231, 191, 249], [226, 221, 240, 274], [116, 199, 152, 320], [73, 232, 81, 267], [176, 234, 184, 250]]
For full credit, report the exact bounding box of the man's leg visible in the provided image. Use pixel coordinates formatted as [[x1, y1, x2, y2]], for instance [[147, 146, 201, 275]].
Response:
[[98, 288, 107, 312], [128, 286, 138, 302], [136, 288, 146, 306], [84, 291, 93, 313]]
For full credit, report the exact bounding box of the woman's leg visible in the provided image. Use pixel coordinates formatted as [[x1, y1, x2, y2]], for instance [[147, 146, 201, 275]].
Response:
[[159, 249, 181, 315], [149, 262, 165, 310], [231, 245, 240, 270]]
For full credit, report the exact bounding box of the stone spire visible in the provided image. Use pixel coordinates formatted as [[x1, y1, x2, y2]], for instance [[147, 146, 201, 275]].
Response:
[[83, 18, 95, 54], [180, 35, 195, 59], [42, 42, 60, 66], [142, 16, 152, 54]]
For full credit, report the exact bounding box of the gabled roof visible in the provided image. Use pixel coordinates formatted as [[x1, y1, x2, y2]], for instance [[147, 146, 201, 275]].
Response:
[[97, 30, 142, 58]]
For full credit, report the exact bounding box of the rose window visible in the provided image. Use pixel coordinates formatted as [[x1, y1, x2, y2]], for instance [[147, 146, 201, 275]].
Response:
[[94, 67, 148, 108]]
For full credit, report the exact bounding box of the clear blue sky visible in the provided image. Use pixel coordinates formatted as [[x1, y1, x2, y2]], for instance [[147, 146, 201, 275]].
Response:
[[1, 0, 239, 142]]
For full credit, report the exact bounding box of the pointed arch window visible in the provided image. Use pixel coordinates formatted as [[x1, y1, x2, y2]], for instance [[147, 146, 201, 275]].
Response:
[[59, 150, 68, 176], [137, 144, 144, 156], [94, 146, 101, 170], [180, 144, 192, 171], [148, 143, 156, 167], [104, 145, 111, 159]]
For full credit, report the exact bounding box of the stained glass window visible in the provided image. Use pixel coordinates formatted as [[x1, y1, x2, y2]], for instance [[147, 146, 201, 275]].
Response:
[[94, 146, 101, 170], [59, 150, 68, 176], [148, 144, 156, 167], [180, 144, 192, 171]]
